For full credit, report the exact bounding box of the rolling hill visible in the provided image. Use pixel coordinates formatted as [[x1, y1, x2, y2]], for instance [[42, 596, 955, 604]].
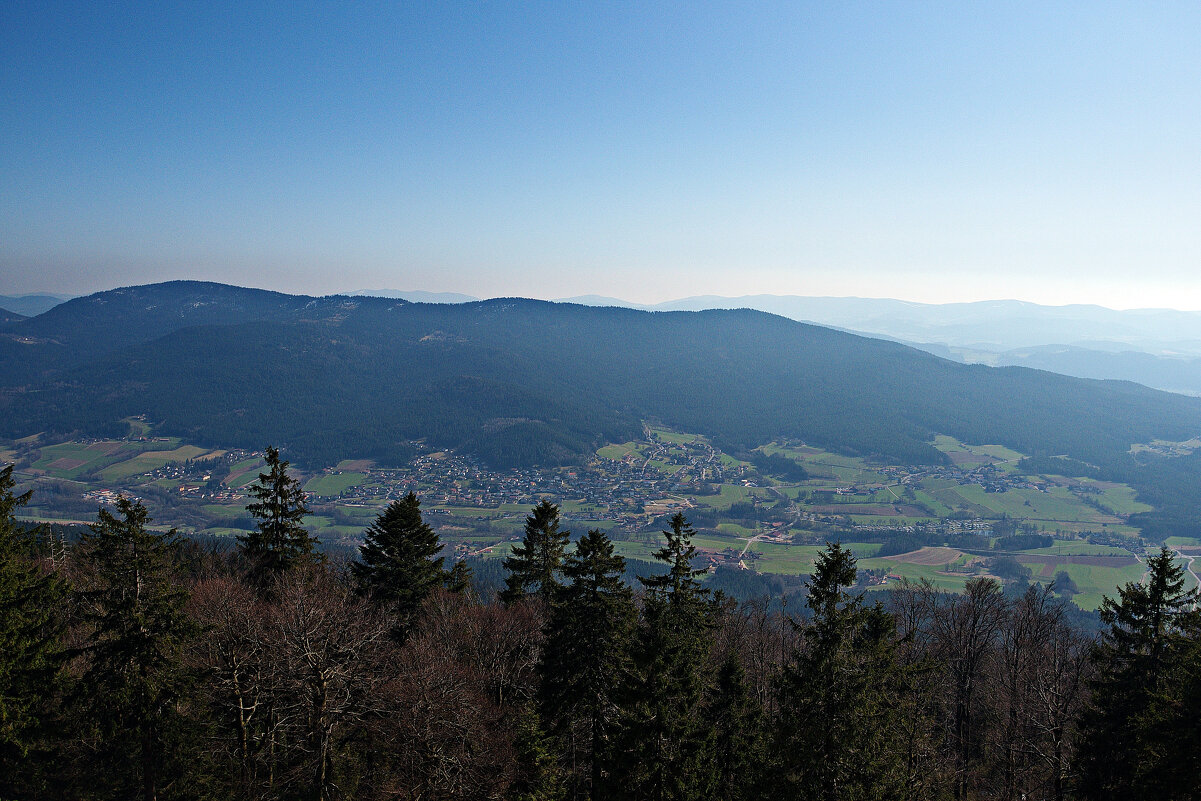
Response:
[[4, 281, 1201, 534]]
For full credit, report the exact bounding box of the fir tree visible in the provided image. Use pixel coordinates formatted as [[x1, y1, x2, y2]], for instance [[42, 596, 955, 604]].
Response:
[[238, 445, 318, 581], [501, 500, 570, 605], [708, 652, 767, 801], [1078, 546, 1200, 801], [352, 492, 446, 641], [444, 558, 473, 594], [0, 465, 68, 799], [507, 706, 565, 801], [77, 497, 197, 801], [539, 529, 636, 800], [615, 513, 717, 800], [774, 542, 912, 801]]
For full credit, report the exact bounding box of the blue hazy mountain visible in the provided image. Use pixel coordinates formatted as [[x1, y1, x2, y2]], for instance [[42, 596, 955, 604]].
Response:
[[0, 293, 74, 317]]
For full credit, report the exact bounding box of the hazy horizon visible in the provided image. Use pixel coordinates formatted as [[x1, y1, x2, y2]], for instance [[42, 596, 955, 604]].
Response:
[[5, 4, 1201, 309]]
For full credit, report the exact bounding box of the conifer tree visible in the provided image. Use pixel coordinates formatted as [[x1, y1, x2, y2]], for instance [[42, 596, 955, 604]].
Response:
[[77, 497, 197, 801], [774, 542, 911, 801], [507, 706, 565, 801], [352, 492, 446, 640], [708, 652, 767, 801], [0, 465, 67, 799], [501, 500, 570, 605], [615, 512, 717, 800], [444, 558, 473, 594], [1078, 547, 1200, 801], [539, 529, 636, 800], [239, 446, 318, 581]]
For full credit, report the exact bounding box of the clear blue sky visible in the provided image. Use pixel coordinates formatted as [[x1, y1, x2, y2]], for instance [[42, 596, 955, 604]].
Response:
[[3, 2, 1200, 307]]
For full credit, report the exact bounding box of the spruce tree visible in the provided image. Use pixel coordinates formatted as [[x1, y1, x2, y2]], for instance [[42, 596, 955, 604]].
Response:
[[77, 497, 197, 801], [774, 542, 911, 801], [1078, 547, 1200, 801], [239, 446, 318, 581], [443, 559, 473, 594], [708, 652, 767, 801], [352, 491, 446, 641], [615, 512, 717, 800], [539, 529, 636, 800], [501, 500, 570, 605], [0, 465, 67, 799]]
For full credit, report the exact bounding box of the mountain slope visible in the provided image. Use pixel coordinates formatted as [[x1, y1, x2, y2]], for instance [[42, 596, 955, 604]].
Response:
[[4, 285, 1201, 486], [0, 294, 72, 317], [0, 307, 26, 325]]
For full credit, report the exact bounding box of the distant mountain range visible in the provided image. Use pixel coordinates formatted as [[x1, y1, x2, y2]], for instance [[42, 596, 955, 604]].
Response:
[[353, 291, 1201, 395], [5, 281, 1201, 536], [11, 285, 1201, 394], [0, 293, 75, 317]]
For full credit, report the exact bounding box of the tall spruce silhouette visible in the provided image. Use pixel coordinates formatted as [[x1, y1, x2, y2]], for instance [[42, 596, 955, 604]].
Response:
[[501, 499, 570, 605], [238, 446, 318, 582], [353, 491, 447, 641]]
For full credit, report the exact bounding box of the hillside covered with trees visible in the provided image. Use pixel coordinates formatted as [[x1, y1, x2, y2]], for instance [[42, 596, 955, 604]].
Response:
[[5, 282, 1201, 534], [3, 459, 1200, 800]]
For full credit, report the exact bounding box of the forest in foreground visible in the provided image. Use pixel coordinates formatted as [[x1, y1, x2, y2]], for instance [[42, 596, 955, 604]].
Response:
[[2, 450, 1200, 801]]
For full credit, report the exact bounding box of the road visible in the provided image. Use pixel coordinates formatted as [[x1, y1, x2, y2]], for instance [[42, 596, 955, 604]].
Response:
[[1174, 548, 1201, 599]]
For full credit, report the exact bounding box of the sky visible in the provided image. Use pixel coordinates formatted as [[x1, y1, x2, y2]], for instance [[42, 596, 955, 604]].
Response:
[[3, 2, 1201, 308]]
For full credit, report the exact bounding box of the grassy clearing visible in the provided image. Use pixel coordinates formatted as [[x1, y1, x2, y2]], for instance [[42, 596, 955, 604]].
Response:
[[100, 445, 212, 480], [1046, 561, 1147, 611], [32, 441, 137, 478], [597, 442, 645, 460], [1024, 541, 1134, 556], [649, 428, 701, 445], [304, 472, 366, 496]]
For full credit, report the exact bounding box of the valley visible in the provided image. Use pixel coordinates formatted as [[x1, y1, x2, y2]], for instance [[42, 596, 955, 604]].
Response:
[[8, 420, 1193, 610]]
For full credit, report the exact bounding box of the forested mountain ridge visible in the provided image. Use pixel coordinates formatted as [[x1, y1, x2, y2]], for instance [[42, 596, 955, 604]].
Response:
[[4, 282, 1201, 527]]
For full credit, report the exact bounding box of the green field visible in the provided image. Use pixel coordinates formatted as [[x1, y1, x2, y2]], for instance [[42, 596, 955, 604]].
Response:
[[99, 445, 212, 480], [31, 441, 141, 478], [304, 471, 367, 496]]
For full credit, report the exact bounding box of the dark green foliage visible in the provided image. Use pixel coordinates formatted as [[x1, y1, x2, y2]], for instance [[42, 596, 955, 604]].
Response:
[[539, 529, 636, 800], [775, 543, 913, 800], [989, 555, 1032, 582], [993, 532, 1054, 551], [1078, 547, 1201, 800], [352, 492, 446, 640], [238, 445, 319, 581], [76, 497, 198, 801], [1052, 570, 1079, 597], [708, 652, 767, 801], [0, 466, 68, 798], [614, 513, 717, 800], [9, 282, 1201, 523], [1017, 455, 1101, 479], [502, 500, 570, 605], [746, 451, 810, 481], [507, 707, 565, 801], [444, 558, 473, 594]]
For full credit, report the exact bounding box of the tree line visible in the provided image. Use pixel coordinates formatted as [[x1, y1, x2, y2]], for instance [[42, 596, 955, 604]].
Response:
[[2, 449, 1200, 800]]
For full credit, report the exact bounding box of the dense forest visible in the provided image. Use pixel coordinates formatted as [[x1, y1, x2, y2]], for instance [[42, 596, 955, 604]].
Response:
[[6, 282, 1201, 534], [3, 453, 1200, 801]]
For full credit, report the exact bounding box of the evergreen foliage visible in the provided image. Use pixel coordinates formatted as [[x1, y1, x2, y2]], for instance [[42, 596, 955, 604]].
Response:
[[775, 543, 913, 800], [76, 497, 198, 801], [238, 445, 318, 581], [615, 513, 717, 800], [501, 500, 571, 605], [0, 465, 67, 798], [352, 491, 446, 641], [1078, 547, 1201, 800], [708, 652, 767, 801], [444, 558, 473, 594], [539, 529, 636, 800]]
